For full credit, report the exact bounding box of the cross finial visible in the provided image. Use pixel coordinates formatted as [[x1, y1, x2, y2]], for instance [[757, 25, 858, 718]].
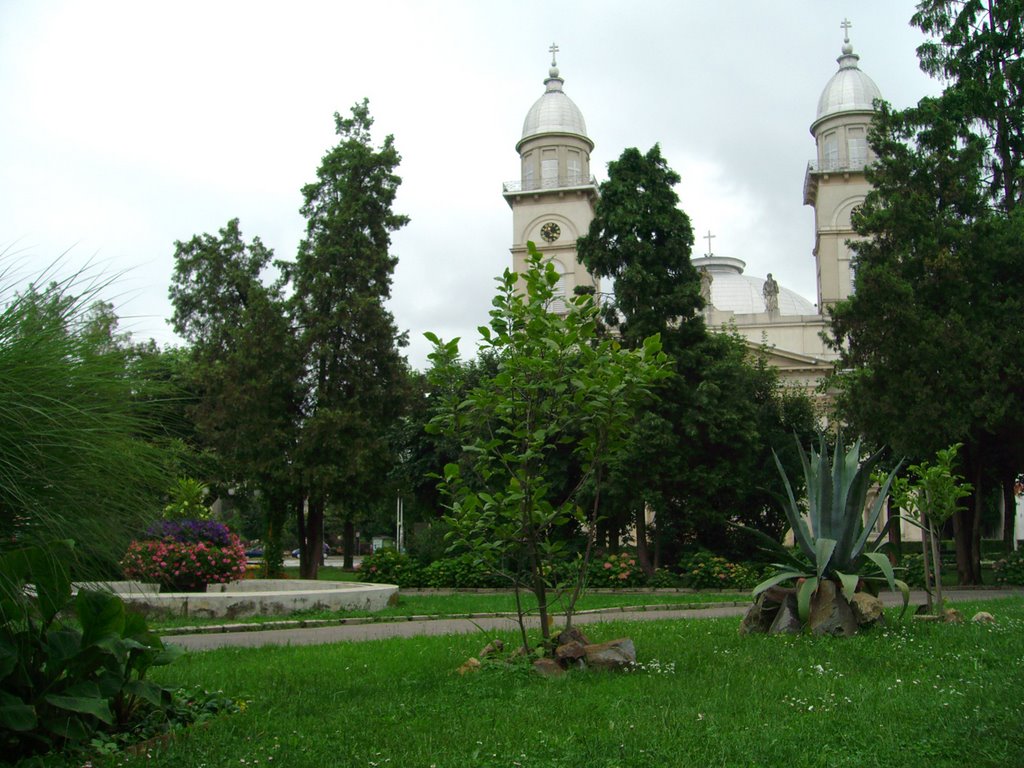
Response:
[[840, 18, 852, 43], [703, 229, 716, 256], [549, 42, 559, 67]]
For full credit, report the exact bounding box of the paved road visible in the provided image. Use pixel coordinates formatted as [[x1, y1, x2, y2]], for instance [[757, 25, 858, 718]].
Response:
[[165, 588, 1023, 651]]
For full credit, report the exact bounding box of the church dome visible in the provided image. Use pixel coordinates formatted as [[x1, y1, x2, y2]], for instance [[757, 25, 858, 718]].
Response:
[[814, 37, 881, 124], [693, 256, 816, 316], [518, 59, 591, 150]]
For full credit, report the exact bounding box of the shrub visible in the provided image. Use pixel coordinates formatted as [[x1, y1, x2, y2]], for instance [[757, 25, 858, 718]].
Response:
[[993, 549, 1024, 585], [900, 553, 927, 588], [422, 553, 503, 588], [587, 553, 645, 588], [357, 548, 422, 588], [679, 550, 760, 590], [646, 568, 682, 588], [144, 519, 234, 547], [122, 535, 248, 591], [0, 542, 188, 762]]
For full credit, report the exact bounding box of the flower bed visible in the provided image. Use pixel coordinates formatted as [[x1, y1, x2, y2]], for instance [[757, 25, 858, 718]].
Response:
[[122, 521, 247, 592]]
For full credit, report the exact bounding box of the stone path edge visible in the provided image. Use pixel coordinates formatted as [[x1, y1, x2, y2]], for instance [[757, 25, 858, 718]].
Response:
[[159, 600, 750, 636]]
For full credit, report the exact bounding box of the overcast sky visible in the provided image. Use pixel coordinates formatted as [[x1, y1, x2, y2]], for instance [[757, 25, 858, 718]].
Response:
[[0, 1, 940, 369]]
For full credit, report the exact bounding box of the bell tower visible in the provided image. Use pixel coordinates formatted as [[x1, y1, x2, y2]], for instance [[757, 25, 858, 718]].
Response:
[[503, 44, 599, 307], [803, 20, 881, 312]]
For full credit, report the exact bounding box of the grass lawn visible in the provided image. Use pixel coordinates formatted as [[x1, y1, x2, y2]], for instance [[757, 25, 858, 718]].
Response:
[[149, 590, 746, 631], [102, 597, 1024, 768]]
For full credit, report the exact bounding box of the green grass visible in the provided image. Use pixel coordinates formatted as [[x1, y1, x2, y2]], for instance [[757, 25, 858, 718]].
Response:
[[147, 590, 745, 631], [101, 597, 1024, 767]]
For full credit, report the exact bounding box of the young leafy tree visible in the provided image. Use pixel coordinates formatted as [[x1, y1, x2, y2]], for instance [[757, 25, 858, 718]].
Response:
[[890, 444, 973, 614], [828, 0, 1024, 583], [170, 219, 302, 576], [428, 246, 668, 649], [286, 100, 411, 577]]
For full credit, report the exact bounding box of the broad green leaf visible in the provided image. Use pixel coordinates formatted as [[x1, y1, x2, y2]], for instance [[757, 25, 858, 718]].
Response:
[[76, 590, 125, 648], [0, 690, 36, 731], [751, 570, 806, 598], [797, 577, 818, 623], [835, 571, 860, 601]]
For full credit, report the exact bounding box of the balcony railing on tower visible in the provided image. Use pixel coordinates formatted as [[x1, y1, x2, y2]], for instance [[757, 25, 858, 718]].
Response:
[[503, 175, 598, 194]]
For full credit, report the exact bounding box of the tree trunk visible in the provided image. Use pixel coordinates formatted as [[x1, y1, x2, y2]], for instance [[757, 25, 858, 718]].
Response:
[[343, 519, 355, 570], [970, 479, 983, 584], [929, 518, 944, 614], [887, 498, 902, 566], [1002, 476, 1015, 555], [921, 522, 934, 614], [301, 494, 324, 580], [635, 504, 654, 577]]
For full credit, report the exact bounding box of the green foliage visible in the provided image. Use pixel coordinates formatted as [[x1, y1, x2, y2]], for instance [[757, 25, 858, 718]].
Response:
[[993, 550, 1024, 586], [644, 568, 683, 589], [890, 444, 972, 611], [287, 99, 411, 577], [357, 549, 421, 588], [828, 0, 1024, 585], [678, 551, 762, 590], [421, 554, 503, 589], [162, 477, 211, 520], [0, 542, 185, 762], [587, 553, 645, 589], [427, 245, 669, 644], [0, 270, 172, 578], [745, 432, 909, 619], [576, 145, 819, 563], [170, 218, 301, 583]]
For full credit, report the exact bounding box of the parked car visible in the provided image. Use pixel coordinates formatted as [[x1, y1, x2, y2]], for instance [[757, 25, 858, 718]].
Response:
[[291, 543, 331, 558]]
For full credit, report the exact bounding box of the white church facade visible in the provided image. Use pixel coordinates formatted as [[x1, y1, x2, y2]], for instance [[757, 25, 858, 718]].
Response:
[[504, 31, 880, 392], [503, 32, 1024, 548]]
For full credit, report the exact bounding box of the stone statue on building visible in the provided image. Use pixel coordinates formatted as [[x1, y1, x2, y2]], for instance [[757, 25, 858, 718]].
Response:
[[763, 273, 780, 313], [699, 267, 714, 308]]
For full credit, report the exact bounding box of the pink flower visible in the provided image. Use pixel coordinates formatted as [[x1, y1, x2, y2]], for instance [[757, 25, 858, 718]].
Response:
[[604, 562, 613, 570]]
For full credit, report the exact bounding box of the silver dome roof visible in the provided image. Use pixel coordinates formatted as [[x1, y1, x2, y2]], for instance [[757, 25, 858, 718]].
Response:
[[816, 38, 881, 122], [693, 256, 816, 316], [519, 62, 591, 147]]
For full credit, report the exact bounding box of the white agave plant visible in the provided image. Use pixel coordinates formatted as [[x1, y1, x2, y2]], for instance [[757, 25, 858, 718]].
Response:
[[748, 432, 910, 621]]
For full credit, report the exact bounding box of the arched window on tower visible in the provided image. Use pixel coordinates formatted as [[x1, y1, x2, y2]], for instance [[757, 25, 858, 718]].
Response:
[[823, 131, 839, 171], [522, 152, 535, 190], [541, 149, 559, 188], [848, 127, 867, 169], [549, 258, 568, 313], [567, 150, 582, 184]]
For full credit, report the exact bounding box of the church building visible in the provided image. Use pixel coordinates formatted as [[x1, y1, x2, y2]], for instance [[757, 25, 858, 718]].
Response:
[[503, 27, 881, 392]]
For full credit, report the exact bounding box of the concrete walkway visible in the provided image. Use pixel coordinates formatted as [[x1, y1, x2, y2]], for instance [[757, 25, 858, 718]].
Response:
[[165, 588, 1023, 651]]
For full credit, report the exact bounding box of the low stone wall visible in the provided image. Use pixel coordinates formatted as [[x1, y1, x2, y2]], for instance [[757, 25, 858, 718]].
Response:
[[75, 580, 398, 620]]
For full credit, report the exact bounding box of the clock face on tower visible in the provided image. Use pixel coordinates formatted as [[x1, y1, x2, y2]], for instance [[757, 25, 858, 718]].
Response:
[[540, 221, 561, 243]]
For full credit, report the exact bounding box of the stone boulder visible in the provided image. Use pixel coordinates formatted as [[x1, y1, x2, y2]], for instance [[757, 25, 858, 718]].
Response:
[[807, 579, 858, 637], [456, 657, 481, 675], [971, 611, 995, 623], [479, 639, 505, 659], [556, 626, 591, 647], [768, 593, 803, 635], [583, 638, 636, 670], [532, 658, 565, 677], [554, 640, 587, 664], [850, 592, 886, 628]]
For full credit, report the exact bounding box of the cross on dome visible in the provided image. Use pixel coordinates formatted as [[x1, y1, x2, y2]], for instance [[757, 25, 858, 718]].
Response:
[[840, 18, 852, 42], [549, 42, 559, 67], [703, 229, 716, 256]]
